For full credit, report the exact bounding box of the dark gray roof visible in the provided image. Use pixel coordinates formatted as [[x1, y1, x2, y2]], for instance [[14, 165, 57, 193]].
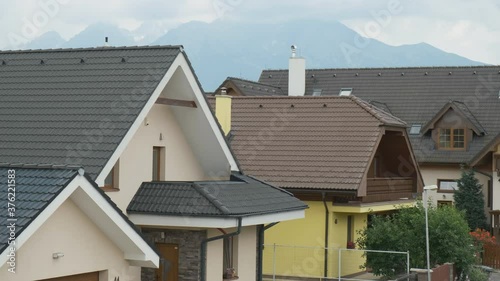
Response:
[[0, 46, 182, 179], [127, 173, 307, 217], [421, 101, 486, 135], [214, 77, 284, 96], [258, 66, 500, 164], [0, 166, 78, 252]]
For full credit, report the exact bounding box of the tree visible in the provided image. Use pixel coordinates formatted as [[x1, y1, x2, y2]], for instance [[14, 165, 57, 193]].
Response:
[[357, 203, 476, 279], [454, 168, 488, 230]]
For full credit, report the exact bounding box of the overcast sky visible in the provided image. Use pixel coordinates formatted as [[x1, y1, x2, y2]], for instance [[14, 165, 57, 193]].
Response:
[[1, 0, 499, 64]]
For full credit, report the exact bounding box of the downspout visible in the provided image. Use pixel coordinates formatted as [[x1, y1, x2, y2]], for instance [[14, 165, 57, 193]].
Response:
[[257, 222, 279, 281], [200, 218, 242, 281], [322, 192, 329, 278]]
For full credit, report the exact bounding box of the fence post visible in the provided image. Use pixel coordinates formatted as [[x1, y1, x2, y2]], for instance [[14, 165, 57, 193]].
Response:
[[272, 243, 276, 281], [338, 248, 341, 281], [407, 251, 410, 281]]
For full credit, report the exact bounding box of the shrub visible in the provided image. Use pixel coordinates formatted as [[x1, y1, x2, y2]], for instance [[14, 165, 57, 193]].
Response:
[[357, 203, 475, 278]]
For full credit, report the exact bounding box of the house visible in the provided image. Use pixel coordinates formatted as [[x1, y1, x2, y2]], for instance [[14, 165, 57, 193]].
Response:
[[0, 46, 307, 281], [209, 92, 423, 278], [217, 47, 500, 228], [0, 165, 159, 281]]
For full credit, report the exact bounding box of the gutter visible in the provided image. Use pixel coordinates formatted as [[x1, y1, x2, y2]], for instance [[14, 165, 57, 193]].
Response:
[[200, 218, 242, 281], [257, 222, 279, 281], [322, 192, 329, 278]]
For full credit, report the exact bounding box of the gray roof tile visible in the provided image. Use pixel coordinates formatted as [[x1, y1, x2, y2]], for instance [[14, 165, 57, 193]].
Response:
[[258, 66, 500, 164], [0, 46, 182, 179], [0, 166, 78, 252], [127, 173, 307, 217]]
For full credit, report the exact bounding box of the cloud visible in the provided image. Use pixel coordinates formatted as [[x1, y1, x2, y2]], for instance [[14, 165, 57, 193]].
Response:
[[0, 0, 499, 64]]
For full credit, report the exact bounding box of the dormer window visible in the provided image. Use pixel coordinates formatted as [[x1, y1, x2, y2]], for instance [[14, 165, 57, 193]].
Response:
[[438, 128, 465, 149]]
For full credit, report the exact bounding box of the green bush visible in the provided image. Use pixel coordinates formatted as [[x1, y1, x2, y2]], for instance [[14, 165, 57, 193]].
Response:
[[357, 203, 476, 279], [465, 267, 489, 281]]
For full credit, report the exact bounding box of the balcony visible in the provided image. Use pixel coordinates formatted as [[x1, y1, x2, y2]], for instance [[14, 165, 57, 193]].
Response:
[[363, 177, 415, 203]]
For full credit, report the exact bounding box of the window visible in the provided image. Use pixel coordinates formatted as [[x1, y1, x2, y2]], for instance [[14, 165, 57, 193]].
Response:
[[102, 161, 119, 191], [437, 179, 458, 193], [347, 215, 354, 243], [152, 147, 164, 181], [437, 200, 453, 207], [312, 88, 323, 96], [409, 125, 421, 135], [438, 128, 465, 149], [339, 88, 353, 96]]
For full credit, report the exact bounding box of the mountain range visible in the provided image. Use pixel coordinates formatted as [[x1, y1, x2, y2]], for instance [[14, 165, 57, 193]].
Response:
[[17, 20, 485, 91]]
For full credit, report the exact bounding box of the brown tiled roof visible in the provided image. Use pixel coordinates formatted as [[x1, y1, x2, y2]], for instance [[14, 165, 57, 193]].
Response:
[[221, 96, 406, 190]]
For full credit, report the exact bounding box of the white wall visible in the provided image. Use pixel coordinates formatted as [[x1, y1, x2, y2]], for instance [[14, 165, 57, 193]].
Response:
[[206, 229, 224, 281], [420, 165, 490, 215], [205, 226, 258, 281], [236, 226, 257, 281], [0, 199, 140, 281], [108, 104, 208, 211], [493, 145, 500, 210]]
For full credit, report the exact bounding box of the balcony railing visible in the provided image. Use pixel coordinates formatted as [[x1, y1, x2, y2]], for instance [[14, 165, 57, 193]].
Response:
[[363, 177, 414, 203]]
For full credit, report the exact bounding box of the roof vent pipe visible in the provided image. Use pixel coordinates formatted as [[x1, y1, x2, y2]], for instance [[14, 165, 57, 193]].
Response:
[[104, 37, 109, 47]]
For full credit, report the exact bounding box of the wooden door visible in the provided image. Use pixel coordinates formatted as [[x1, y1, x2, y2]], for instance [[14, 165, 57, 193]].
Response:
[[40, 272, 99, 281], [157, 243, 179, 281]]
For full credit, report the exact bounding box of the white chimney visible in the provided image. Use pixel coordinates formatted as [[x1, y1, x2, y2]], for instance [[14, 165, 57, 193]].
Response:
[[288, 45, 306, 96]]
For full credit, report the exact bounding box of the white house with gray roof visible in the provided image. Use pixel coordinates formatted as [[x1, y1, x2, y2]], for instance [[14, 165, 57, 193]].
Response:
[[0, 46, 306, 281]]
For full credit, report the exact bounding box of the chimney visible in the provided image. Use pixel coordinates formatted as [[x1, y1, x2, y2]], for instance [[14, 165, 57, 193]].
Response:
[[104, 37, 109, 47], [288, 45, 306, 96], [215, 87, 232, 136]]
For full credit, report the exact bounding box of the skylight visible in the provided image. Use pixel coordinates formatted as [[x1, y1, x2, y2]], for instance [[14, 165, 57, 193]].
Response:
[[312, 89, 322, 96], [339, 88, 353, 96], [410, 124, 422, 135]]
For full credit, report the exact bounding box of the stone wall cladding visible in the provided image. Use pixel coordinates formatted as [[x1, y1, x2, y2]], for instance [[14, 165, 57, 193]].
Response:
[[141, 228, 207, 281]]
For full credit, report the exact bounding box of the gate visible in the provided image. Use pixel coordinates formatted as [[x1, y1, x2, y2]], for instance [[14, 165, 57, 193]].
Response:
[[483, 243, 500, 269]]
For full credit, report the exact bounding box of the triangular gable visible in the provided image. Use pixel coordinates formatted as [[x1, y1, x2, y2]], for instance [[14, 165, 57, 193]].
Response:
[[421, 101, 486, 135], [0, 168, 159, 268], [96, 51, 239, 186]]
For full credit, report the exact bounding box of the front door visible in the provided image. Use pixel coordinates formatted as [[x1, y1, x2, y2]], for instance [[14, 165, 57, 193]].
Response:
[[156, 243, 179, 281]]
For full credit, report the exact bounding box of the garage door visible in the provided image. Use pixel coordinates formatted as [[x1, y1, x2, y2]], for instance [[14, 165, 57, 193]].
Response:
[[39, 272, 99, 281]]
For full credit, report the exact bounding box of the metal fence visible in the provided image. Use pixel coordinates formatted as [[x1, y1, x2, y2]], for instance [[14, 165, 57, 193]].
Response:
[[263, 244, 409, 281]]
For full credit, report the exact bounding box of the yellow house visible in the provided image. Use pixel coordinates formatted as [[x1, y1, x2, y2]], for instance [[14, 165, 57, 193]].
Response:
[[211, 93, 423, 279]]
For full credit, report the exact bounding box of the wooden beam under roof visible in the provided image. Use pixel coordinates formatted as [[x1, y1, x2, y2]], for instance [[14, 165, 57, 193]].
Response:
[[155, 97, 197, 108]]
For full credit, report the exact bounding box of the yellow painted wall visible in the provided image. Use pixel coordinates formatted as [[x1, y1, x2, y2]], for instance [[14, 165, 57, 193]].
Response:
[[263, 201, 367, 278]]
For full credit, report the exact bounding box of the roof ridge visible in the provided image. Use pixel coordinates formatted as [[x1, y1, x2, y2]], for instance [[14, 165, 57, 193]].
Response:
[[227, 76, 282, 89], [192, 183, 230, 215], [450, 101, 487, 134], [0, 45, 184, 54], [262, 65, 498, 72], [349, 96, 407, 127], [0, 163, 82, 170]]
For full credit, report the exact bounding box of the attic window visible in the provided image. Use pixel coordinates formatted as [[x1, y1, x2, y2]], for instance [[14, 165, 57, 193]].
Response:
[[438, 128, 465, 150], [312, 89, 322, 96], [410, 125, 421, 135], [339, 88, 353, 96]]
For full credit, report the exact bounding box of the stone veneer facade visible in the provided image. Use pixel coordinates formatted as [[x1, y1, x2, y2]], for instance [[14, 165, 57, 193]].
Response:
[[141, 229, 207, 281]]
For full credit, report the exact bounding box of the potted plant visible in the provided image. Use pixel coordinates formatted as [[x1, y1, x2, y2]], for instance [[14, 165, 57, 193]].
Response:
[[347, 241, 356, 249]]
